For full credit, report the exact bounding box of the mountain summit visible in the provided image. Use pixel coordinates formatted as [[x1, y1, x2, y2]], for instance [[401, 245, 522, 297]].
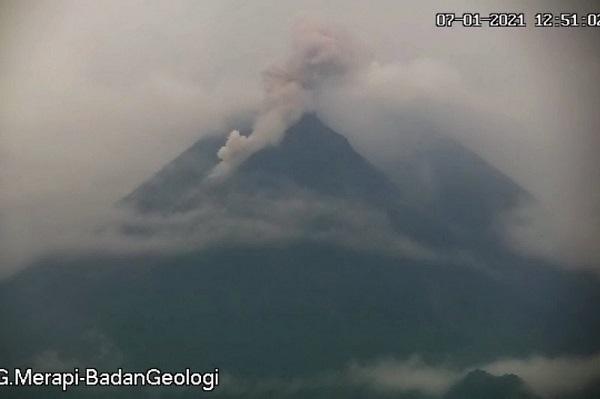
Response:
[[124, 114, 399, 213], [236, 114, 401, 206], [123, 113, 527, 248]]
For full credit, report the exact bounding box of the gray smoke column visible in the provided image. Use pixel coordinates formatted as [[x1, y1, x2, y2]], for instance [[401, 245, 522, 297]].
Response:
[[209, 20, 362, 179]]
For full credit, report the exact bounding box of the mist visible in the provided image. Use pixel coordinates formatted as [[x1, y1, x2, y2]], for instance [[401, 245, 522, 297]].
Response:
[[1, 0, 599, 276], [216, 352, 600, 398]]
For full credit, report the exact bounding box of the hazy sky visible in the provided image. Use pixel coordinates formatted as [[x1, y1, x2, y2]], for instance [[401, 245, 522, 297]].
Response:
[[1, 0, 599, 276]]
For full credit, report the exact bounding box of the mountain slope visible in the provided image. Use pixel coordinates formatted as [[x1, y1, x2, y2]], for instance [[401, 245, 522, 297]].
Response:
[[1, 244, 600, 399], [122, 134, 224, 213], [386, 134, 528, 239], [239, 114, 401, 207], [2, 114, 600, 398], [124, 114, 402, 213], [123, 113, 522, 248]]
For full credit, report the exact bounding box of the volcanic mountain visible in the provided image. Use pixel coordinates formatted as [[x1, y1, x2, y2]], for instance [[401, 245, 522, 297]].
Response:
[[124, 113, 402, 212], [2, 114, 600, 399], [123, 113, 525, 250]]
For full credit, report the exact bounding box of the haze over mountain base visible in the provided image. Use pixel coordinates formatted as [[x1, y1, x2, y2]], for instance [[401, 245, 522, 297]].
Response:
[[1, 115, 599, 398]]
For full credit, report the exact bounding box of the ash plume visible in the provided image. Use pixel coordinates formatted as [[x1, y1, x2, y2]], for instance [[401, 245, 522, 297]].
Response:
[[209, 20, 363, 179]]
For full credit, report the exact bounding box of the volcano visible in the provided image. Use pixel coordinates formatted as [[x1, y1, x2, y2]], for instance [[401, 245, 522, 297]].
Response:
[[2, 114, 600, 399], [123, 114, 525, 249], [124, 114, 402, 212]]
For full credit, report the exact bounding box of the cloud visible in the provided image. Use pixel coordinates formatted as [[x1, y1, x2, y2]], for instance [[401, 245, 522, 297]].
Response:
[[105, 189, 437, 262], [217, 356, 461, 397], [347, 356, 461, 395], [0, 0, 262, 276], [499, 198, 600, 271], [220, 352, 600, 398], [314, 38, 600, 271], [352, 353, 600, 397], [32, 329, 124, 371], [483, 353, 600, 397], [1, 0, 598, 275]]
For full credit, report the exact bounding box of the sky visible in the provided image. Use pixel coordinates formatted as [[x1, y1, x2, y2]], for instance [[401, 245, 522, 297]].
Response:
[[1, 0, 599, 277]]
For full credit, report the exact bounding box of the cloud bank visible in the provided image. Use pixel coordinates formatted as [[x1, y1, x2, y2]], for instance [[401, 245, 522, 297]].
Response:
[[483, 352, 600, 397], [222, 352, 600, 398], [1, 0, 599, 275]]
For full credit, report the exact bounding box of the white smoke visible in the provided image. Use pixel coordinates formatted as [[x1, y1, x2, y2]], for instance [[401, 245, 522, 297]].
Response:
[[209, 20, 363, 179]]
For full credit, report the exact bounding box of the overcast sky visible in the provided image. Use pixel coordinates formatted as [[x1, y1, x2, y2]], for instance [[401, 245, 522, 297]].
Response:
[[1, 0, 599, 276]]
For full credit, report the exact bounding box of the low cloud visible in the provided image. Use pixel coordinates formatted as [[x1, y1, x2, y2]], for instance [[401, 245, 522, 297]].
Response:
[[1, 0, 598, 275], [113, 190, 437, 261], [347, 356, 461, 395], [316, 48, 600, 272], [0, 184, 437, 280], [483, 352, 600, 397], [32, 330, 124, 371], [353, 353, 600, 397], [221, 352, 600, 398], [499, 198, 600, 271]]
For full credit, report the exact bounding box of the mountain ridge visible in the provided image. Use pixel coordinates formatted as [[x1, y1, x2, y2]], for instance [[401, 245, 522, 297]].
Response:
[[122, 113, 527, 251]]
